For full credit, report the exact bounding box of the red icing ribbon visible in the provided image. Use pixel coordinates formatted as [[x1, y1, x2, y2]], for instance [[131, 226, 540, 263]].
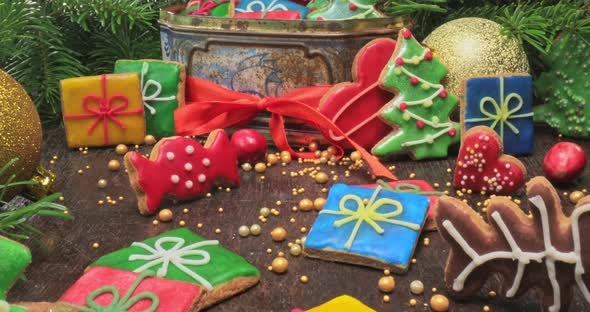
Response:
[[64, 74, 144, 145], [175, 77, 397, 180], [186, 0, 231, 15]]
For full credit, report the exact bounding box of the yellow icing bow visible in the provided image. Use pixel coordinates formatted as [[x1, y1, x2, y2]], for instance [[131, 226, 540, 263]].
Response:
[[465, 77, 533, 142], [320, 187, 420, 250]]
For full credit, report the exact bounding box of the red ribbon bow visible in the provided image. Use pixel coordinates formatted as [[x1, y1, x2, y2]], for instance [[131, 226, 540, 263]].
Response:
[[64, 74, 144, 145], [186, 0, 231, 16], [175, 77, 396, 180]]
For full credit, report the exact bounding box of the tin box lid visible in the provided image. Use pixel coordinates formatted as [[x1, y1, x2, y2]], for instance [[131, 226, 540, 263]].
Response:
[[159, 5, 409, 37]]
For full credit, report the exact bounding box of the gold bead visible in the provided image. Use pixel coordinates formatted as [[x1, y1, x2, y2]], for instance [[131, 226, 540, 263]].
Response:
[[271, 257, 288, 273], [313, 198, 326, 210], [271, 227, 287, 242], [300, 275, 308, 283], [483, 306, 490, 312], [289, 244, 302, 256], [92, 242, 100, 249], [254, 162, 267, 173], [144, 135, 157, 145], [115, 144, 128, 155], [152, 220, 159, 225], [97, 179, 108, 189], [570, 191, 585, 204], [241, 163, 253, 171], [430, 294, 450, 312], [215, 228, 221, 234], [410, 280, 424, 295], [315, 172, 329, 184], [197, 223, 203, 228], [260, 207, 270, 217], [378, 276, 395, 293], [238, 225, 250, 237], [108, 159, 121, 171], [299, 198, 314, 211], [383, 295, 390, 303], [350, 151, 362, 162], [280, 151, 292, 164], [158, 209, 173, 222], [250, 224, 262, 236], [488, 291, 497, 298], [308, 141, 319, 152], [409, 299, 417, 306], [266, 154, 278, 165], [179, 220, 186, 227]]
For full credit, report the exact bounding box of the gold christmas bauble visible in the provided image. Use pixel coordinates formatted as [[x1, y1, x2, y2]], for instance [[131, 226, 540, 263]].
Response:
[[0, 69, 42, 199], [423, 18, 530, 97]]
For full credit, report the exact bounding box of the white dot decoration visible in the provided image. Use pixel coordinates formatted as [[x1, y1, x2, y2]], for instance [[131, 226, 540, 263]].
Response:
[[186, 145, 195, 155], [166, 152, 175, 160], [198, 174, 206, 183], [184, 163, 193, 171], [185, 180, 194, 189], [202, 158, 211, 167], [170, 175, 180, 184]]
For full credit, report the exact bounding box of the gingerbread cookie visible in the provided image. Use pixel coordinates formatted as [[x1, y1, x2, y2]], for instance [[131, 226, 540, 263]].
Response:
[[235, 0, 309, 18], [303, 184, 429, 272], [124, 129, 240, 215], [0, 236, 32, 300], [292, 295, 376, 312], [307, 0, 385, 20], [462, 74, 534, 155], [319, 38, 396, 150], [89, 228, 260, 310], [435, 176, 590, 312], [373, 29, 461, 160], [2, 301, 74, 312], [114, 60, 186, 138], [184, 0, 235, 16], [453, 126, 526, 195]]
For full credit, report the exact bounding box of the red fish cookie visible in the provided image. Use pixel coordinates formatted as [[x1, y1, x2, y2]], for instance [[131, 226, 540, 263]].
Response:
[[125, 129, 239, 215], [453, 126, 526, 195]]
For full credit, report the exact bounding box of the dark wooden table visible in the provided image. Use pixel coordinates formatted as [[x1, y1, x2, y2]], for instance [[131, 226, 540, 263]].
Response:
[[7, 127, 590, 312]]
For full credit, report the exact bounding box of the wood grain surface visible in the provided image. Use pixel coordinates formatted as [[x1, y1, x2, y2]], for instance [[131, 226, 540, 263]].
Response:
[[7, 127, 590, 312]]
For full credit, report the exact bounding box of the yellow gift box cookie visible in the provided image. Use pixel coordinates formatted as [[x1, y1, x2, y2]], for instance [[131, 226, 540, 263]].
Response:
[[61, 73, 145, 148]]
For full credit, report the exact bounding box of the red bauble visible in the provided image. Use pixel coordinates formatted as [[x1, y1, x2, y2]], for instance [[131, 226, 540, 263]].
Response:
[[231, 129, 268, 164], [543, 142, 587, 183]]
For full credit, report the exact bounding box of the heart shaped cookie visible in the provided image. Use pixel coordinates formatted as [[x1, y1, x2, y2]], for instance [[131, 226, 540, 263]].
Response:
[[453, 126, 526, 194]]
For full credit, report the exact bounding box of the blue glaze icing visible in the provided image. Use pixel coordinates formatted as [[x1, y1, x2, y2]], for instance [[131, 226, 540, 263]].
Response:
[[235, 0, 309, 18], [464, 75, 534, 155], [304, 184, 429, 270]]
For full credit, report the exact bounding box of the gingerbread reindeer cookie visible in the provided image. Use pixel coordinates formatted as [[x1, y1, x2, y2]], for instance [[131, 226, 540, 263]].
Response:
[[435, 176, 590, 312]]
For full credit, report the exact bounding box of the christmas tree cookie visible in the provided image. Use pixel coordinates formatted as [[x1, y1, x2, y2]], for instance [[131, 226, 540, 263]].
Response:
[[307, 0, 385, 20], [0, 236, 32, 300], [183, 0, 235, 16], [235, 0, 310, 18], [303, 184, 429, 272], [114, 60, 186, 138], [534, 34, 590, 138], [373, 29, 461, 160], [89, 228, 260, 310], [292, 295, 376, 312]]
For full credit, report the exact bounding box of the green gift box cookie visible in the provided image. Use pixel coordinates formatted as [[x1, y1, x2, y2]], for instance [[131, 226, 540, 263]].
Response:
[[114, 60, 186, 138], [0, 236, 32, 300]]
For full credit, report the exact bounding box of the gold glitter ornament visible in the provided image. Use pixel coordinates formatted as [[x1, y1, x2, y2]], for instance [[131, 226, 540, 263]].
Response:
[[423, 18, 529, 98], [0, 70, 43, 200]]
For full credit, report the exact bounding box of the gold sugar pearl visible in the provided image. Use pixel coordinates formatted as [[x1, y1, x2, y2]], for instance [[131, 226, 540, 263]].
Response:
[[423, 238, 430, 246], [271, 227, 287, 242], [115, 144, 128, 155], [241, 163, 253, 171], [158, 209, 173, 222], [430, 294, 449, 312], [409, 299, 417, 306], [289, 244, 302, 256], [570, 191, 585, 204], [197, 223, 203, 228], [308, 141, 319, 152], [315, 172, 329, 184], [260, 207, 270, 217], [410, 280, 424, 295], [108, 159, 121, 171], [92, 242, 100, 249], [254, 163, 267, 173], [152, 220, 159, 225], [313, 198, 326, 210], [383, 269, 391, 276], [215, 228, 221, 234], [250, 224, 261, 236], [280, 151, 292, 164], [383, 295, 390, 303], [238, 225, 250, 237], [183, 208, 189, 213], [77, 169, 84, 175], [97, 179, 108, 189], [144, 135, 157, 145], [179, 220, 186, 227], [267, 154, 278, 165], [300, 227, 307, 233], [483, 306, 491, 312], [218, 207, 224, 213], [488, 291, 497, 298], [378, 276, 395, 293], [59, 196, 65, 202], [266, 248, 273, 254], [300, 275, 308, 283], [271, 257, 288, 273], [350, 151, 362, 162], [299, 198, 314, 211]]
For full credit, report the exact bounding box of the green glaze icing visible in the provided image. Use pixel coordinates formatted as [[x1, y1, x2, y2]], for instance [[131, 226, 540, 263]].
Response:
[[1, 300, 27, 312], [89, 228, 260, 290], [114, 60, 183, 138], [10, 306, 28, 312], [181, 1, 232, 17], [373, 29, 460, 160], [307, 0, 384, 20], [0, 237, 32, 300], [534, 34, 590, 138]]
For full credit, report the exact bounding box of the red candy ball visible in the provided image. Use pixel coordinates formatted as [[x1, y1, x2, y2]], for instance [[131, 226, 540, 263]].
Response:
[[231, 129, 268, 164], [543, 142, 587, 184], [410, 77, 419, 85]]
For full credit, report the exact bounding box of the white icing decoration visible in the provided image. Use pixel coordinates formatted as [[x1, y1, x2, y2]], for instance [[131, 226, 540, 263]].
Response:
[[170, 175, 180, 184], [442, 197, 590, 312], [186, 145, 195, 155], [235, 0, 288, 13], [128, 236, 219, 290], [198, 174, 206, 183], [185, 163, 193, 171], [185, 180, 193, 189], [166, 152, 175, 160], [202, 158, 211, 167], [140, 62, 177, 115]]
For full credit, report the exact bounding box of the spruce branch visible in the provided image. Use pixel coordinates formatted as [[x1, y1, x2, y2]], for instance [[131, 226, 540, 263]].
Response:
[[382, 0, 447, 16]]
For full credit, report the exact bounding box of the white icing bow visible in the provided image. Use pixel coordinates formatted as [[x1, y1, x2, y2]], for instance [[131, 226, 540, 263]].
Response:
[[140, 62, 177, 115]]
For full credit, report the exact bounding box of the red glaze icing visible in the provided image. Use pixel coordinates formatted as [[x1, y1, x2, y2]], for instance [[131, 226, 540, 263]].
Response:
[[234, 11, 302, 20], [126, 130, 239, 214], [59, 267, 202, 311], [361, 180, 440, 222], [319, 38, 396, 149], [453, 126, 526, 195]]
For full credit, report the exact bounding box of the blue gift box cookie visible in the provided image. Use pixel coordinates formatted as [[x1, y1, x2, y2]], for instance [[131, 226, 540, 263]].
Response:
[[235, 0, 309, 18], [462, 74, 534, 155], [303, 184, 429, 272]]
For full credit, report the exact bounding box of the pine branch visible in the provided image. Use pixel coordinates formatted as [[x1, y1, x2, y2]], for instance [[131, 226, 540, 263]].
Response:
[[382, 0, 447, 16]]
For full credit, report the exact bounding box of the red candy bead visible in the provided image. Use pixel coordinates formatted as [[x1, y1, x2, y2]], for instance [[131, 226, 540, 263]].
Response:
[[398, 102, 408, 111], [417, 120, 425, 129], [448, 128, 457, 137], [425, 51, 433, 61], [316, 16, 324, 21], [349, 3, 357, 10], [395, 58, 404, 66], [310, 7, 316, 12], [439, 90, 448, 98], [410, 77, 419, 85], [403, 29, 412, 39]]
